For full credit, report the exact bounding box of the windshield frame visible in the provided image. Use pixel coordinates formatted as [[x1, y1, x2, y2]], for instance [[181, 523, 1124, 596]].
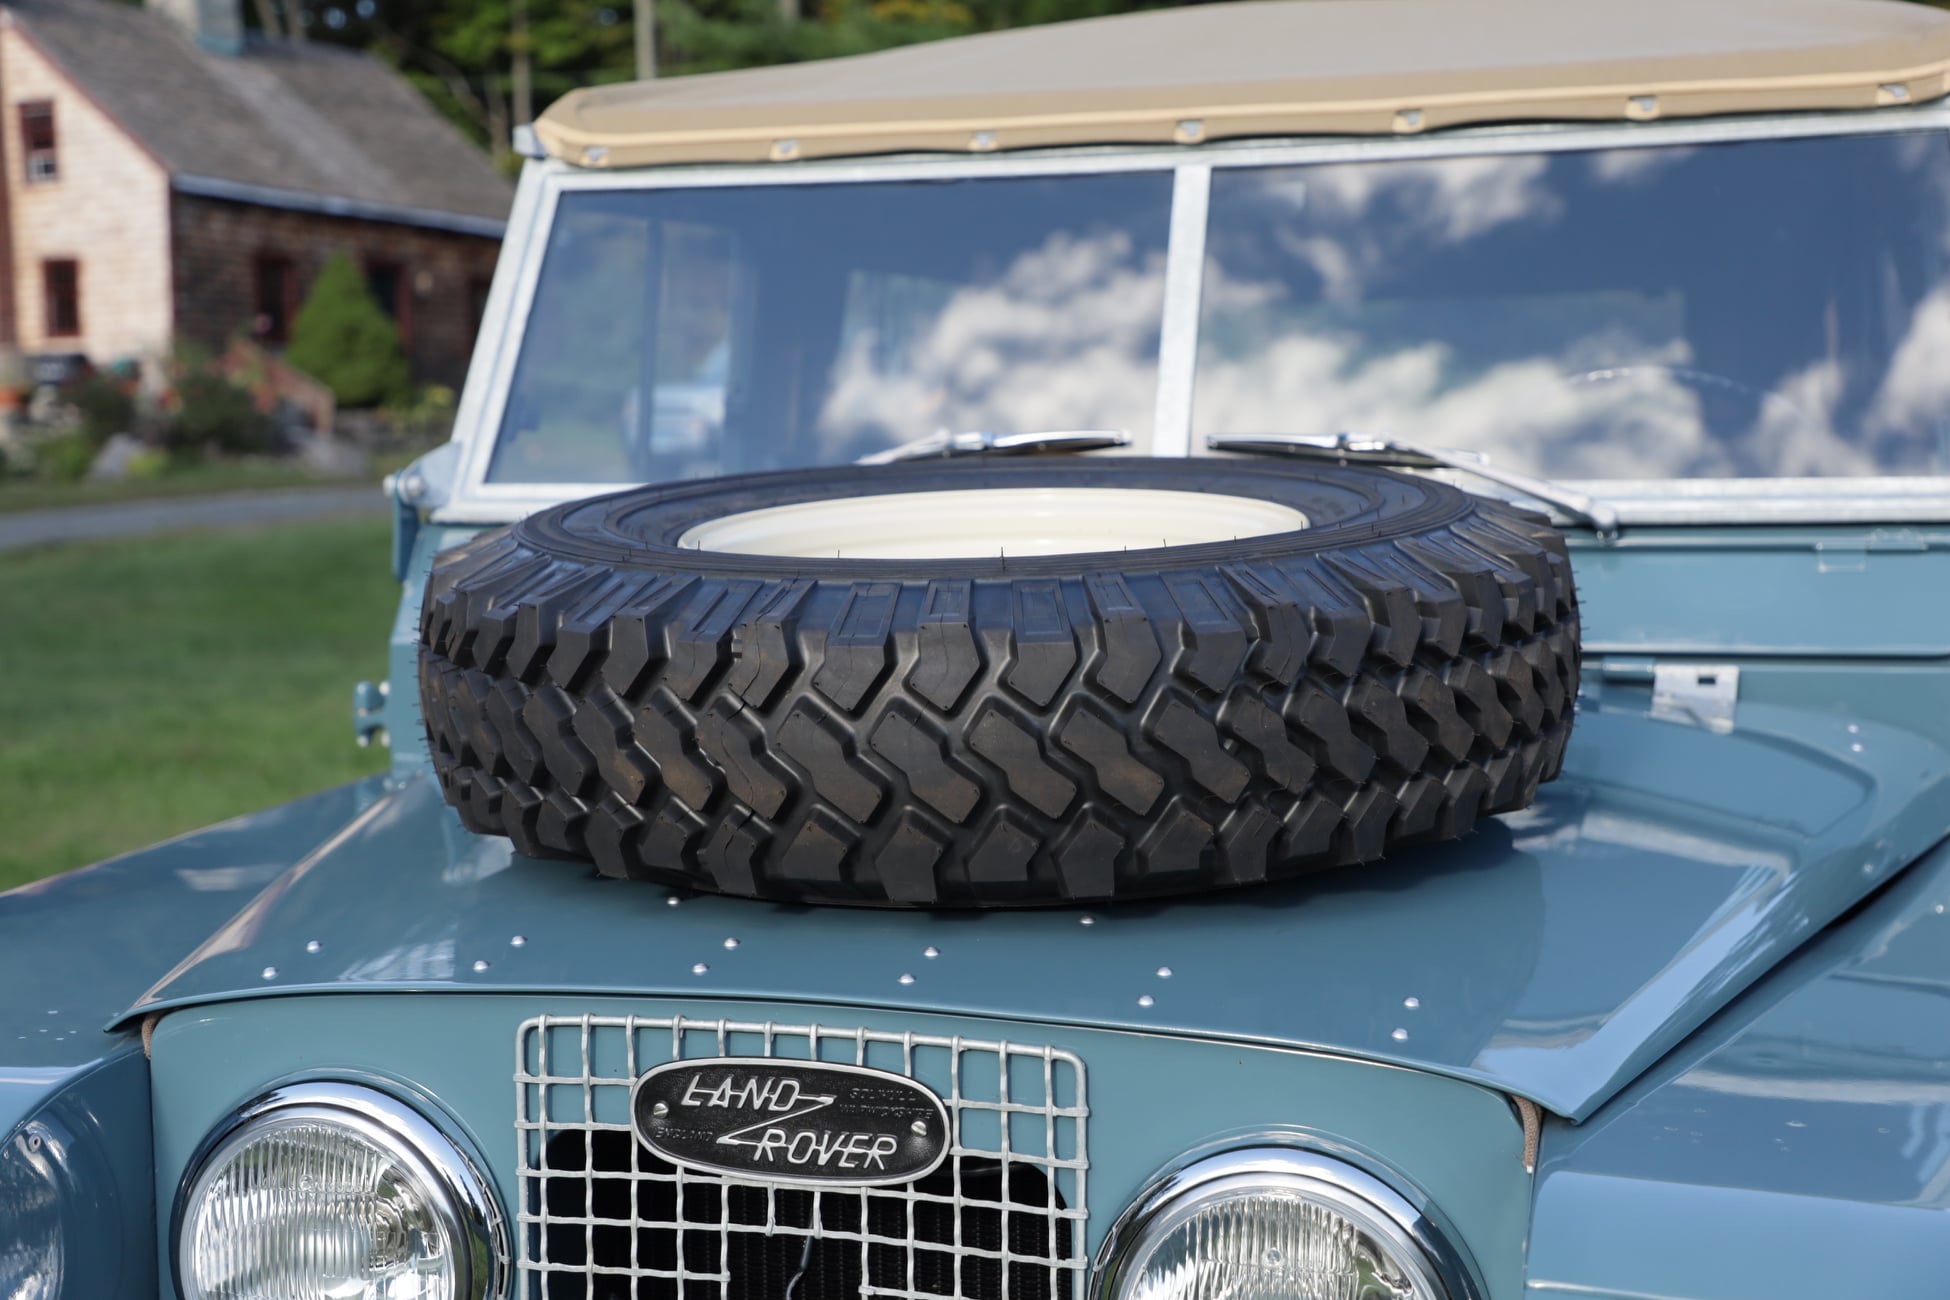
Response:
[[440, 101, 1950, 526]]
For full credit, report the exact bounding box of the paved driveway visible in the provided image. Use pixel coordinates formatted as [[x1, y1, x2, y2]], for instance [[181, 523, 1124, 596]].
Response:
[[0, 486, 388, 552]]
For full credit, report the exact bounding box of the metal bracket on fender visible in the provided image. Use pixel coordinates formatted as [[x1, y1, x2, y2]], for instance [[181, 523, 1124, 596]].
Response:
[[1594, 658, 1741, 734]]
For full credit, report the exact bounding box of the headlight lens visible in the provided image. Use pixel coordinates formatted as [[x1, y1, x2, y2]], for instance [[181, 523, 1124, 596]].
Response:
[[1096, 1149, 1461, 1300], [175, 1084, 504, 1300]]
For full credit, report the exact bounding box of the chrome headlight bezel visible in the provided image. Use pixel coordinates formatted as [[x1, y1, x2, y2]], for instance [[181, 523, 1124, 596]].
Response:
[[170, 1081, 509, 1300], [1092, 1146, 1477, 1300]]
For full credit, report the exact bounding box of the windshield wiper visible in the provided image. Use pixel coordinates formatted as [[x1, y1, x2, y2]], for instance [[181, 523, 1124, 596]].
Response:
[[1209, 432, 1620, 543], [858, 429, 1129, 465]]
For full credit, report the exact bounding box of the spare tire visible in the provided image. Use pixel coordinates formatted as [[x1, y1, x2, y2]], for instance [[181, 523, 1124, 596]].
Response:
[[419, 458, 1579, 907]]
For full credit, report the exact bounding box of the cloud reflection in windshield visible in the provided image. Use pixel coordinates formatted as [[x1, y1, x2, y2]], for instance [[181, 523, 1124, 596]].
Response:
[[1197, 138, 1950, 479], [816, 230, 1166, 455]]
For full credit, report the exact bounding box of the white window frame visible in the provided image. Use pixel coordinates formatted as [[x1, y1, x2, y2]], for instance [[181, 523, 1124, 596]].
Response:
[[436, 103, 1950, 528]]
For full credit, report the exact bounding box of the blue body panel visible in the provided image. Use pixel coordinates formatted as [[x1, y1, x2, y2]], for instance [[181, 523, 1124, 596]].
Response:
[[121, 667, 1950, 1119], [9, 508, 1950, 1293], [2, 1050, 156, 1299], [0, 781, 382, 1297], [1528, 838, 1950, 1299], [1571, 528, 1950, 656], [0, 779, 381, 1128], [146, 994, 1532, 1300]]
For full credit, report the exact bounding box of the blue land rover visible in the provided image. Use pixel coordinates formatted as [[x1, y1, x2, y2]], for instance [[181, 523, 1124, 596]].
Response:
[[10, 2, 1950, 1298]]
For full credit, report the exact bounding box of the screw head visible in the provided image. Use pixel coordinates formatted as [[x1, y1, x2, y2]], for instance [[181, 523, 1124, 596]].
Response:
[[911, 1119, 928, 1136], [652, 1102, 670, 1119]]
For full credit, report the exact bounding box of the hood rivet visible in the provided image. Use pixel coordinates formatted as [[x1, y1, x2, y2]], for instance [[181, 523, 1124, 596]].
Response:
[[473, 959, 492, 972], [261, 966, 279, 980], [304, 940, 322, 954], [1156, 966, 1173, 979], [1079, 915, 1096, 927], [1403, 996, 1420, 1009], [1391, 1027, 1410, 1042], [1137, 994, 1155, 1008], [923, 946, 940, 959], [692, 963, 710, 975], [724, 937, 741, 949], [898, 972, 916, 986], [511, 935, 528, 947]]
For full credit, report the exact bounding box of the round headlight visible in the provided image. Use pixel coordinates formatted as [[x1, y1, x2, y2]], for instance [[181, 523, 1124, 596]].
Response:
[[174, 1083, 506, 1300], [1095, 1148, 1468, 1300]]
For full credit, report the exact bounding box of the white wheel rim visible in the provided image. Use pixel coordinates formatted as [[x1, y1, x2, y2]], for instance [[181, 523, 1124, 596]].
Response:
[[675, 487, 1311, 560]]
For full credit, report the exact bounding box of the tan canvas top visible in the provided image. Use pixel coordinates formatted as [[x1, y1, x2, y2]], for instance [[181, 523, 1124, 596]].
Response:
[[535, 0, 1950, 169]]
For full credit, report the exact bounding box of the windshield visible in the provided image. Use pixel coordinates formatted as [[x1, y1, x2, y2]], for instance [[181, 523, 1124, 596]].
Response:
[[1195, 132, 1950, 479], [486, 130, 1950, 489], [487, 172, 1174, 484]]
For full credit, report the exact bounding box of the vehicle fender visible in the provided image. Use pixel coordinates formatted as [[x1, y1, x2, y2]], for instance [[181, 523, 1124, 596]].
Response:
[[2, 1047, 153, 1298], [1528, 835, 1950, 1299], [0, 778, 384, 1296]]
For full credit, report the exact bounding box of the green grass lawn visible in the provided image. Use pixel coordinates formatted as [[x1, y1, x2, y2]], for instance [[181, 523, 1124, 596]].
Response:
[[0, 518, 396, 889]]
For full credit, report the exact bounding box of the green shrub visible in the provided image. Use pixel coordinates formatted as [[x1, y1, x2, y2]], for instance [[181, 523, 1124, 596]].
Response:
[[36, 433, 94, 482], [125, 447, 170, 480], [68, 373, 136, 449], [286, 253, 411, 409], [170, 369, 276, 455]]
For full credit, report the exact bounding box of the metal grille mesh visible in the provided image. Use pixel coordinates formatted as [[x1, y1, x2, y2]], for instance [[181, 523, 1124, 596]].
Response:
[[515, 1015, 1088, 1300]]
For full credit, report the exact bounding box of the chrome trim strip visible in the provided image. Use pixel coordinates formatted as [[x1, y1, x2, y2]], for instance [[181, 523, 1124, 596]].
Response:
[[1152, 164, 1211, 459], [1404, 473, 1950, 530], [438, 105, 1950, 526], [1091, 1146, 1480, 1300], [170, 1081, 509, 1300]]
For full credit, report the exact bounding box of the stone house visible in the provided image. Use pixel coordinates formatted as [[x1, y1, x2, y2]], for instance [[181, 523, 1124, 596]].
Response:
[[0, 0, 512, 389]]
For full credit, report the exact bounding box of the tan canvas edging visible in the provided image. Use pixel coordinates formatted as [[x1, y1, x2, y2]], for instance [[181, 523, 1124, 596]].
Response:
[[535, 57, 1950, 168]]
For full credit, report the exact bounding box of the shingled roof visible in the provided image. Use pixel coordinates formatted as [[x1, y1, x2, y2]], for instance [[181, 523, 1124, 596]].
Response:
[[4, 0, 511, 234]]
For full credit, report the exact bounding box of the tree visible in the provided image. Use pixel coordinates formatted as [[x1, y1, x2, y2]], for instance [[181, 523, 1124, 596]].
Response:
[[286, 253, 411, 409]]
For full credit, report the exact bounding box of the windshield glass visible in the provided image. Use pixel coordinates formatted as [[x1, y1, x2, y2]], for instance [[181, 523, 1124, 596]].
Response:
[[487, 172, 1174, 484], [1195, 132, 1950, 478]]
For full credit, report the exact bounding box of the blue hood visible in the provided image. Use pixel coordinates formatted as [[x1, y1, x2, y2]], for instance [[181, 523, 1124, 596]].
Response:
[[120, 690, 1950, 1121]]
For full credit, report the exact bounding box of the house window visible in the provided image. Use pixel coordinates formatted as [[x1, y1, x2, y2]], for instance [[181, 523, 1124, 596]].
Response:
[[18, 101, 56, 183], [366, 259, 412, 350], [43, 259, 79, 338], [254, 255, 295, 343]]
